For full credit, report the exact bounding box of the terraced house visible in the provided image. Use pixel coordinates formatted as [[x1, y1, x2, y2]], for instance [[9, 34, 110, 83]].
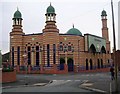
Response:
[[10, 4, 111, 74]]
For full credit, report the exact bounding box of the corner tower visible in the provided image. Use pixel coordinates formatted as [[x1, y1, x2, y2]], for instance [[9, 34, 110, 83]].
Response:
[[43, 3, 59, 66], [10, 8, 24, 67], [101, 10, 110, 53]]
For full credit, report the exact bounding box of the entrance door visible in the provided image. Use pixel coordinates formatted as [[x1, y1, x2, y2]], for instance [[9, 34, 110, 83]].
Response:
[[60, 58, 65, 70], [67, 58, 74, 72]]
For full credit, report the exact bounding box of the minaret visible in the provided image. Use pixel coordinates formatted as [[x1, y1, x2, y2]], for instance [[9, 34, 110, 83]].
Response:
[[43, 3, 59, 33], [10, 8, 24, 67], [101, 10, 110, 53], [43, 3, 59, 66]]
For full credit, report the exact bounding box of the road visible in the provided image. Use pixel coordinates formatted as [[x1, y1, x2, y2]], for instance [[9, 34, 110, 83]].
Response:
[[2, 72, 112, 93]]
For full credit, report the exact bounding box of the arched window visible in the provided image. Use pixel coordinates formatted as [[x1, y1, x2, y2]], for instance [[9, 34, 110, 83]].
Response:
[[101, 46, 106, 53], [89, 44, 96, 53], [59, 45, 63, 51], [68, 46, 71, 51]]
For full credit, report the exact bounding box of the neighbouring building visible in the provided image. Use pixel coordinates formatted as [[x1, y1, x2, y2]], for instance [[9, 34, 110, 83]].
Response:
[[10, 4, 111, 73]]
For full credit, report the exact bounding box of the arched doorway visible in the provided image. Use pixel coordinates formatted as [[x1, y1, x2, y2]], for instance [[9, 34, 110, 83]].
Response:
[[67, 58, 74, 72], [86, 59, 89, 70], [90, 59, 93, 70], [97, 59, 100, 69], [60, 58, 65, 70]]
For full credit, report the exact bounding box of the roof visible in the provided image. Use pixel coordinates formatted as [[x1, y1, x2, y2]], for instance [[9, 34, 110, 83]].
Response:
[[13, 8, 22, 18], [66, 25, 82, 36], [46, 3, 55, 14], [101, 10, 107, 16]]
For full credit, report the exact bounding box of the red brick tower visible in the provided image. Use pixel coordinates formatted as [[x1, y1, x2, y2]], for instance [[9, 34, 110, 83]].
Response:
[[43, 3, 59, 66], [10, 8, 24, 67], [101, 10, 111, 53]]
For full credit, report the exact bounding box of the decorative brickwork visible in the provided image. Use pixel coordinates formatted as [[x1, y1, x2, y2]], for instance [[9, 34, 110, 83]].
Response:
[[9, 5, 111, 74]]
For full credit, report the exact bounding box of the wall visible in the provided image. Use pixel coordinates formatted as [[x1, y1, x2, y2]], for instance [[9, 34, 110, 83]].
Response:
[[2, 71, 16, 83]]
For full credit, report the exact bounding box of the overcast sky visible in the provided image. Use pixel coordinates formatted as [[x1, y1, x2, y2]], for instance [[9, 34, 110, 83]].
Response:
[[1, 0, 119, 54]]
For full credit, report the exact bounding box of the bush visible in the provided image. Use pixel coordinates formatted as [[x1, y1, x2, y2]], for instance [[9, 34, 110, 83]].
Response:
[[2, 67, 14, 72], [2, 62, 14, 72]]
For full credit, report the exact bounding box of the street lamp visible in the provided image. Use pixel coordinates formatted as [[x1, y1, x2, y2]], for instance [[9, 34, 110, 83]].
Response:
[[0, 50, 2, 69], [78, 40, 80, 72], [111, 0, 118, 93]]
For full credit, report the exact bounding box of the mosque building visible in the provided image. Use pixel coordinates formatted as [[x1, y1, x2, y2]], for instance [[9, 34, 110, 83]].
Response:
[[10, 4, 111, 73]]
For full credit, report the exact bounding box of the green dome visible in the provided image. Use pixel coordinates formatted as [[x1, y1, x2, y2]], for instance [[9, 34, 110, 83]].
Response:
[[47, 3, 55, 14], [14, 9, 22, 18], [101, 10, 107, 16], [66, 26, 82, 36]]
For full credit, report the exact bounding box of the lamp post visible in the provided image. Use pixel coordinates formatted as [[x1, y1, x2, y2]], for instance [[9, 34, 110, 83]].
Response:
[[0, 50, 2, 69], [111, 0, 118, 93], [78, 40, 80, 72], [23, 53, 28, 85]]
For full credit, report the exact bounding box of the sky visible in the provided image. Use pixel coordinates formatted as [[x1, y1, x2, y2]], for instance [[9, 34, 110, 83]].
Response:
[[0, 0, 119, 54]]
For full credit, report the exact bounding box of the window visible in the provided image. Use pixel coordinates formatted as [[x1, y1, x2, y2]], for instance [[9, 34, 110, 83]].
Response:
[[60, 45, 63, 51], [17, 46, 20, 65], [53, 44, 56, 64], [64, 45, 67, 52], [68, 46, 71, 51], [28, 46, 31, 65], [12, 47, 14, 67], [47, 44, 50, 67], [36, 46, 39, 66]]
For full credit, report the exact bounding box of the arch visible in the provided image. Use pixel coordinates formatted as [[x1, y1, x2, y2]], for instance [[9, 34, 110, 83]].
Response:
[[101, 46, 106, 53], [97, 59, 100, 69], [86, 59, 89, 70], [89, 59, 93, 70], [67, 58, 74, 72], [60, 58, 65, 70], [89, 44, 96, 53], [101, 59, 103, 68]]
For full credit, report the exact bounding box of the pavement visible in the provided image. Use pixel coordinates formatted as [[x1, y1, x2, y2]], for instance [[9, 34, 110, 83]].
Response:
[[80, 72, 120, 94], [2, 74, 51, 89]]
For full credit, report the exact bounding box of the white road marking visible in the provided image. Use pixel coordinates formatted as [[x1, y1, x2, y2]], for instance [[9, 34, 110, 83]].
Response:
[[83, 80, 88, 83], [75, 80, 81, 82], [66, 80, 72, 82]]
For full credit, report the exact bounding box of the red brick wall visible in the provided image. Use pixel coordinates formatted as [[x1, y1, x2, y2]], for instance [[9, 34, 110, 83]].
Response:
[[2, 71, 16, 83], [79, 68, 110, 73]]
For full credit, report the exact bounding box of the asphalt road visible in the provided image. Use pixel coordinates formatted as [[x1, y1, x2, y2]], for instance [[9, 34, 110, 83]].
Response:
[[2, 72, 119, 93]]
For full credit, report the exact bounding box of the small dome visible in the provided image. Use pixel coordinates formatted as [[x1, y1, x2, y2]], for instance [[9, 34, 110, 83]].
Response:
[[101, 10, 107, 16], [66, 25, 82, 36], [14, 8, 22, 18], [46, 3, 55, 14]]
